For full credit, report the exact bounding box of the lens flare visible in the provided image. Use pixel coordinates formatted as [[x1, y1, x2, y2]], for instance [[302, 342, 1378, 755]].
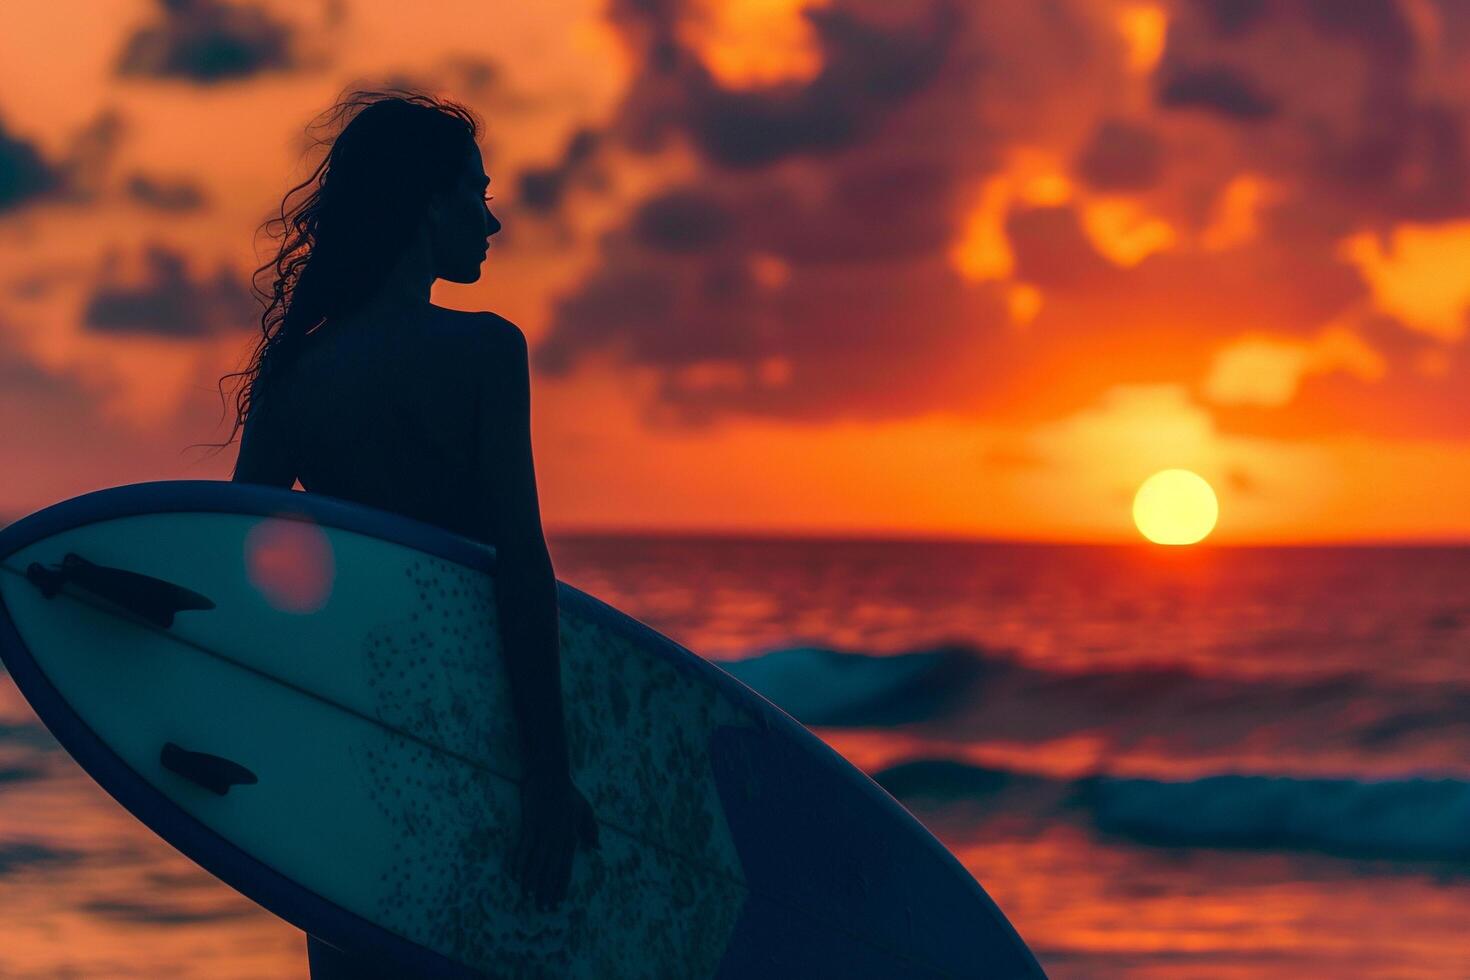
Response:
[[244, 512, 335, 612]]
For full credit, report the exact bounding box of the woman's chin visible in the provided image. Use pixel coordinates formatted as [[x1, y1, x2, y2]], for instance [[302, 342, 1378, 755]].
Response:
[[441, 263, 484, 285]]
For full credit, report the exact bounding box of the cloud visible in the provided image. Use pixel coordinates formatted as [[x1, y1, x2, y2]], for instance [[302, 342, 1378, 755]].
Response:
[[1302, 0, 1415, 69], [82, 244, 257, 338], [1040, 382, 1215, 454], [645, 2, 962, 169], [1338, 220, 1470, 341], [534, 0, 1022, 426], [1194, 0, 1269, 38], [1199, 174, 1281, 250], [1162, 0, 1469, 227], [115, 0, 297, 84], [516, 127, 604, 214], [124, 172, 208, 211], [0, 840, 80, 876], [1118, 4, 1168, 73], [81, 898, 252, 925], [56, 109, 129, 202], [1, 105, 139, 211], [1202, 327, 1386, 407], [1075, 119, 1164, 191], [631, 187, 737, 252], [520, 0, 1470, 442], [1156, 65, 1279, 120], [0, 115, 63, 212], [377, 54, 535, 115]]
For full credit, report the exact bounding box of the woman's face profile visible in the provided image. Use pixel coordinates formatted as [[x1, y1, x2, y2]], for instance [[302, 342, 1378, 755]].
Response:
[[426, 140, 501, 285]]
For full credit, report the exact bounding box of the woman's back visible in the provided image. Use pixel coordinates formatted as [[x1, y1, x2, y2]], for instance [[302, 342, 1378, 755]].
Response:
[[282, 303, 505, 547]]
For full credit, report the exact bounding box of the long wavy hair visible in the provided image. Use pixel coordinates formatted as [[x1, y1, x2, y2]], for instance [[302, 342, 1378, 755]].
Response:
[[189, 87, 481, 459]]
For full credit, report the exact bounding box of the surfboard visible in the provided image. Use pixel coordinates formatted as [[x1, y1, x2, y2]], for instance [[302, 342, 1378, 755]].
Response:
[[0, 480, 1046, 978]]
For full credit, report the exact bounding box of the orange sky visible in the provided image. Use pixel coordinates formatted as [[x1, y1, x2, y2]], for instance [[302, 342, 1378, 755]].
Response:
[[3, 0, 1470, 544]]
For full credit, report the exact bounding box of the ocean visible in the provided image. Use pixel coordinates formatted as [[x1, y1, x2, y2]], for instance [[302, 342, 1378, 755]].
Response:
[[2, 533, 1468, 977]]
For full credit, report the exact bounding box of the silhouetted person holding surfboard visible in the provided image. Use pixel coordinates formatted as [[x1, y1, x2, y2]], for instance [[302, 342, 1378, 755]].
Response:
[[223, 89, 598, 978]]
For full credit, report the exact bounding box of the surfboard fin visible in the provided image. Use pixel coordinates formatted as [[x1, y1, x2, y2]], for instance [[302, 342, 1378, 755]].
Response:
[[160, 742, 259, 795], [25, 552, 216, 629]]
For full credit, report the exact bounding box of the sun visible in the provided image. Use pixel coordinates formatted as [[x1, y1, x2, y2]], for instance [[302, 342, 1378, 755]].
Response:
[[1132, 469, 1218, 545]]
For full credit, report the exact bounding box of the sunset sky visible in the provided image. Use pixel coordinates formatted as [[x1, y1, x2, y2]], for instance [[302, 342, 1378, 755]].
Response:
[[4, 0, 1470, 544]]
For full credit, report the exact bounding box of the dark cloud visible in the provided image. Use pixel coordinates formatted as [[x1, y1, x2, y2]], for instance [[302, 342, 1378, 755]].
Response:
[[115, 0, 296, 84], [83, 244, 257, 338], [1076, 120, 1164, 192], [1311, 97, 1469, 224], [632, 188, 737, 253], [631, 261, 1014, 428], [0, 116, 63, 212], [0, 765, 44, 788], [536, 264, 680, 377], [0, 840, 79, 875], [608, 0, 961, 168], [124, 172, 208, 211], [1303, 0, 1415, 69], [534, 145, 1000, 426], [536, 212, 1017, 429], [1194, 0, 1269, 37], [516, 127, 603, 213], [1157, 66, 1278, 120], [81, 898, 252, 925], [0, 108, 129, 208], [1163, 0, 1470, 227]]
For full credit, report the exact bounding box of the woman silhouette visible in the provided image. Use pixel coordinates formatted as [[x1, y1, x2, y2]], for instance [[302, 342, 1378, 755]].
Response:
[[219, 89, 597, 978]]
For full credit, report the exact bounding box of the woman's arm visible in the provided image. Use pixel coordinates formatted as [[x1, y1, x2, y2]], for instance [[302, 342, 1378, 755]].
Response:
[[476, 318, 570, 781]]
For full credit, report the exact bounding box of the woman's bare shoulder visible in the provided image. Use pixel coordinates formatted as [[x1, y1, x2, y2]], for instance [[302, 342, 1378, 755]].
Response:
[[431, 306, 524, 356]]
